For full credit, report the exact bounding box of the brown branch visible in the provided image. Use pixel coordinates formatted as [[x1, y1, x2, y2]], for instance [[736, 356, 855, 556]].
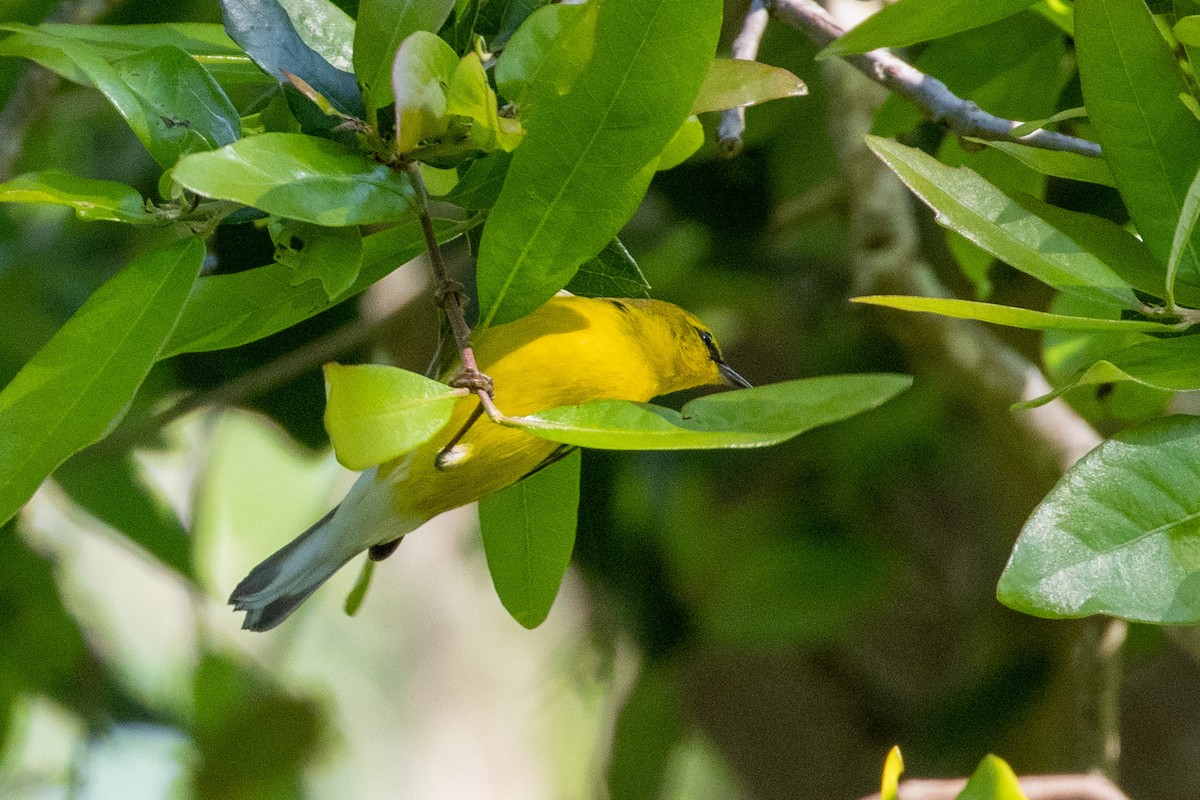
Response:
[[717, 0, 1103, 159], [857, 773, 1131, 800]]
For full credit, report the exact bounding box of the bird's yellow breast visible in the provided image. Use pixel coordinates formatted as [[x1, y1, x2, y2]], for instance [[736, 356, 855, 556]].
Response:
[[380, 295, 673, 522]]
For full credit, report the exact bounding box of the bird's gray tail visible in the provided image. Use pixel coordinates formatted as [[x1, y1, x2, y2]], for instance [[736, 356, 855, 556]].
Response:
[[228, 505, 358, 632]]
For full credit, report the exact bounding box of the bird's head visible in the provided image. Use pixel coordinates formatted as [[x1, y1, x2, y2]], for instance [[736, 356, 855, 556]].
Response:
[[622, 299, 751, 396]]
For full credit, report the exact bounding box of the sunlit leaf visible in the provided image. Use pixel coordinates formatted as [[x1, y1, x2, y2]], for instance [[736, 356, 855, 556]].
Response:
[[477, 0, 721, 326], [1077, 0, 1200, 283], [513, 375, 912, 450], [852, 295, 1177, 332], [691, 58, 806, 115], [866, 136, 1138, 307], [494, 1, 596, 107], [172, 132, 416, 225], [656, 116, 703, 171], [0, 171, 154, 223], [0, 237, 204, 527], [278, 0, 355, 71], [1009, 106, 1086, 136], [998, 415, 1200, 622], [820, 0, 1038, 58], [956, 755, 1028, 800], [354, 0, 457, 112], [323, 363, 462, 470], [971, 139, 1113, 187], [390, 30, 459, 154], [478, 448, 580, 628]]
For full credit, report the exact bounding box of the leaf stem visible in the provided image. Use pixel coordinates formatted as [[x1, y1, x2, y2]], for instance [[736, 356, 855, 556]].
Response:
[[403, 162, 505, 423]]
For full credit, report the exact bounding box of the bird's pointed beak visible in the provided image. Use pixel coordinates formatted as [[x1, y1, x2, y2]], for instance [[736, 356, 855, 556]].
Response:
[[718, 361, 752, 389]]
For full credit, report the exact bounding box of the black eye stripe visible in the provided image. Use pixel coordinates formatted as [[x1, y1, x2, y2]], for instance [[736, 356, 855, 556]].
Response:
[[695, 328, 722, 361]]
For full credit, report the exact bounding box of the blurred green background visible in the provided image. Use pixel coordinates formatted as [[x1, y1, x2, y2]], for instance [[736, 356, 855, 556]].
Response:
[[2, 0, 1199, 798]]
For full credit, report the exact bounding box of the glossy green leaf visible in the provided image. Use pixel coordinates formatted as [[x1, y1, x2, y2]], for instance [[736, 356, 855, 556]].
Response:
[[867, 136, 1138, 307], [0, 28, 240, 169], [1077, 0, 1200, 283], [1175, 14, 1200, 46], [478, 0, 549, 50], [820, 0, 1038, 58], [513, 375, 912, 450], [323, 363, 462, 470], [390, 30, 460, 153], [32, 21, 263, 86], [268, 218, 363, 298], [219, 0, 364, 117], [111, 44, 241, 151], [691, 58, 806, 115], [173, 132, 416, 225], [1009, 106, 1086, 136], [564, 239, 651, 298], [881, 747, 904, 800], [999, 415, 1200, 622], [445, 51, 524, 152], [478, 448, 580, 629], [852, 295, 1177, 332], [0, 171, 154, 223], [0, 237, 203, 527], [1018, 335, 1200, 409], [956, 755, 1028, 800], [278, 0, 355, 71], [493, 1, 596, 108], [354, 0, 457, 112], [163, 216, 471, 356], [476, 0, 721, 326], [972, 139, 1114, 187]]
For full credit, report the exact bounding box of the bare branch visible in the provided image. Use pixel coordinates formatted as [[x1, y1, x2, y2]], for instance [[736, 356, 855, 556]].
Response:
[[718, 0, 771, 156], [857, 773, 1132, 800], [767, 0, 1102, 158]]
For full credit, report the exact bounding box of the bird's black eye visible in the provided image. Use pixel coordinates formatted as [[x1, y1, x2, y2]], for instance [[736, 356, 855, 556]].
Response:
[[696, 328, 722, 361]]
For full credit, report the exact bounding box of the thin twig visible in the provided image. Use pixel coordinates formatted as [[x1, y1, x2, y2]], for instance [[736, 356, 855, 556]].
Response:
[[718, 0, 770, 156], [762, 0, 1101, 158], [1074, 617, 1126, 778], [403, 163, 505, 423], [857, 773, 1132, 800]]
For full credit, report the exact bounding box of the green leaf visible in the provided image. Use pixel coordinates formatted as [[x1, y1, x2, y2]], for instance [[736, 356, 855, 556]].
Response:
[[691, 58, 807, 115], [852, 295, 1177, 332], [565, 239, 651, 298], [390, 30, 460, 154], [268, 218, 363, 298], [1169, 165, 1200, 308], [172, 132, 416, 225], [1009, 106, 1087, 136], [354, 0, 457, 112], [493, 1, 596, 108], [513, 375, 912, 450], [219, 0, 364, 117], [26, 22, 263, 87], [476, 0, 722, 326], [343, 557, 375, 616], [111, 44, 242, 151], [278, 0, 356, 71], [1175, 14, 1200, 46], [656, 116, 703, 171], [162, 216, 471, 356], [444, 51, 523, 152], [443, 151, 511, 210], [820, 0, 1038, 58], [971, 139, 1114, 187], [956, 755, 1028, 800], [0, 171, 154, 223], [0, 236, 203, 527], [0, 27, 241, 169], [998, 415, 1200, 622], [323, 363, 462, 470], [866, 136, 1138, 307], [478, 448, 580, 629], [1076, 0, 1200, 283]]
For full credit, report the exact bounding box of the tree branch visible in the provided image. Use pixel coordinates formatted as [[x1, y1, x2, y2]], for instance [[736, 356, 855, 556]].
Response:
[[857, 773, 1132, 800], [718, 0, 770, 156], [719, 0, 1102, 159]]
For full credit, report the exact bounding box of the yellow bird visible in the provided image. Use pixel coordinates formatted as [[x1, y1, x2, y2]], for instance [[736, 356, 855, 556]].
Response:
[[229, 293, 750, 631]]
